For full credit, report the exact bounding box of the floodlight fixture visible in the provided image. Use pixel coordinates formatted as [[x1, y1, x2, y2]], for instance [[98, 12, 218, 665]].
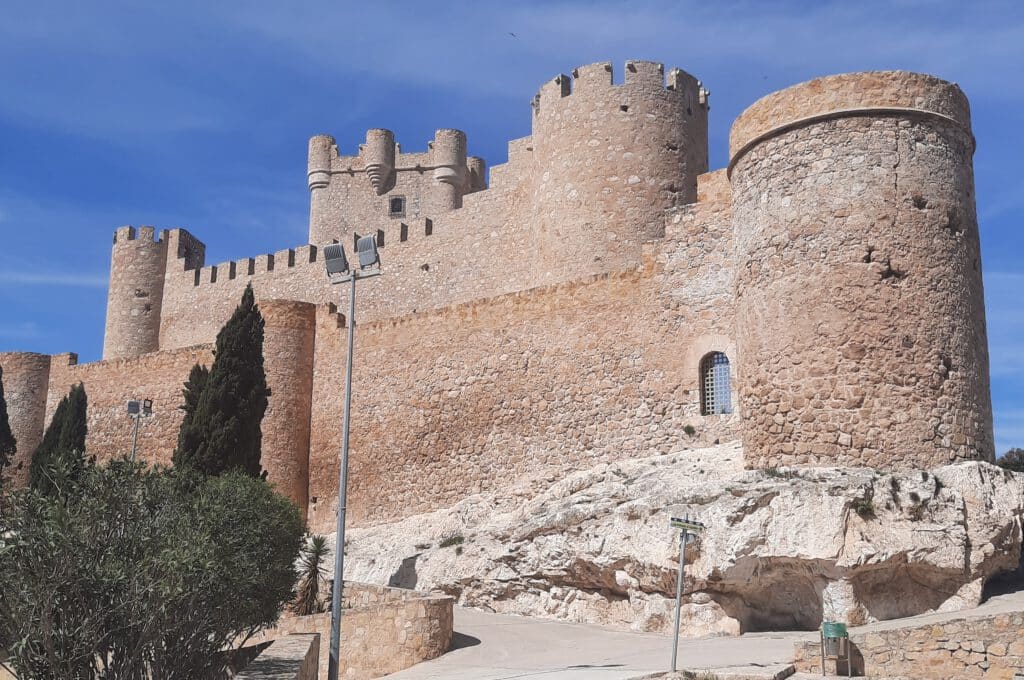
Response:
[[325, 230, 383, 680], [324, 242, 350, 276], [355, 235, 380, 270], [126, 396, 154, 461]]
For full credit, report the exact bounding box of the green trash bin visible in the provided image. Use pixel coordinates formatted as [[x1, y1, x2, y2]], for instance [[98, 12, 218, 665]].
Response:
[[820, 621, 852, 677]]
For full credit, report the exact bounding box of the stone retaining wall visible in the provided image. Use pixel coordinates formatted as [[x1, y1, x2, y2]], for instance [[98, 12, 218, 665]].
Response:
[[793, 610, 1024, 678], [237, 634, 319, 680], [255, 583, 453, 679]]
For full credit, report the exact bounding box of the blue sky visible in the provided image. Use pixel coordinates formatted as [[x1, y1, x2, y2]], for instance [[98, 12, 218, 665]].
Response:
[[0, 1, 1021, 453]]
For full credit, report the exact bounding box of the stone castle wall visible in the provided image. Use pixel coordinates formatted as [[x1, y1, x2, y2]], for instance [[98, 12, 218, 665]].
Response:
[[45, 347, 214, 467], [308, 128, 486, 246], [4, 66, 994, 522], [730, 71, 992, 470], [308, 175, 740, 528], [154, 61, 712, 352]]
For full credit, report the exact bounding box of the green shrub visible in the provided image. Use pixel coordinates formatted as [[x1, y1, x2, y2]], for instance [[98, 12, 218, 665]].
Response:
[[439, 534, 464, 548], [853, 497, 876, 519], [0, 460, 303, 679]]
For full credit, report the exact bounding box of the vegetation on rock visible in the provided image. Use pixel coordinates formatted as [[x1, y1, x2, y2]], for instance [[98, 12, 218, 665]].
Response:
[[997, 448, 1024, 473], [173, 284, 270, 478], [293, 534, 331, 616]]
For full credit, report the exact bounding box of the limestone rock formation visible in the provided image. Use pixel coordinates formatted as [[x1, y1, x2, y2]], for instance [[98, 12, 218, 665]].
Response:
[[336, 443, 1024, 636]]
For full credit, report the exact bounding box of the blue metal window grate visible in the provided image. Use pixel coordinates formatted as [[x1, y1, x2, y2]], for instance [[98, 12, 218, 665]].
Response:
[[701, 352, 733, 415]]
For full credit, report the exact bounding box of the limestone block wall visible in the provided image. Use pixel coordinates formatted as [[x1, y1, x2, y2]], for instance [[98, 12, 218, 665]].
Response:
[[256, 583, 453, 680], [793, 610, 1024, 678], [44, 310, 318, 510], [0, 352, 52, 487], [730, 71, 993, 470]]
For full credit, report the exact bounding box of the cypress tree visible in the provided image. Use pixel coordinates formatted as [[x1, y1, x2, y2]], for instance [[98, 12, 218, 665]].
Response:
[[0, 366, 17, 486], [29, 382, 88, 495], [172, 363, 209, 469], [173, 284, 270, 477]]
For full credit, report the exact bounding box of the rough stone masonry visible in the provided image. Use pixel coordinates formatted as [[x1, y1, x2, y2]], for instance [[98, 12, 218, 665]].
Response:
[[0, 62, 1007, 634]]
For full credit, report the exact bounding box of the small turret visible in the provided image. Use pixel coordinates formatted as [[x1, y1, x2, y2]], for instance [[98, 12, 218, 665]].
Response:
[[428, 129, 469, 211], [102, 226, 168, 360], [360, 129, 396, 195]]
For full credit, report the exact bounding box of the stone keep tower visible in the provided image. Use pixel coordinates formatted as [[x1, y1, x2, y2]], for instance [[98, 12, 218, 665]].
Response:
[[103, 226, 205, 360], [307, 128, 486, 246], [528, 60, 709, 277], [730, 71, 992, 469], [103, 226, 169, 360]]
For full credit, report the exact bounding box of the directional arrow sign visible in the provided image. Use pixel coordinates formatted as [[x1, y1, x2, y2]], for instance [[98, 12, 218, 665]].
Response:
[[670, 517, 706, 533]]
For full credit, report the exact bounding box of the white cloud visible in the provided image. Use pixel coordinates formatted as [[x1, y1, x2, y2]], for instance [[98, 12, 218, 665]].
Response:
[[0, 271, 108, 288], [0, 321, 41, 339]]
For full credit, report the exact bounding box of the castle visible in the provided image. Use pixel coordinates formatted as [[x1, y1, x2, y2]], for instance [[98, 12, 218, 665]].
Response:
[[0, 61, 994, 533]]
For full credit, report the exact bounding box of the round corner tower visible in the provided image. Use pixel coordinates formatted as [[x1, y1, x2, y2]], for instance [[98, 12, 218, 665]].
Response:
[[103, 226, 168, 360], [528, 60, 709, 279], [729, 71, 992, 470], [0, 352, 51, 488]]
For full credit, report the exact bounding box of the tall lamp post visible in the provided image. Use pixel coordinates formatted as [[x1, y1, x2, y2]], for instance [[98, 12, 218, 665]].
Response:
[[126, 398, 153, 461], [669, 515, 706, 673], [324, 235, 381, 680]]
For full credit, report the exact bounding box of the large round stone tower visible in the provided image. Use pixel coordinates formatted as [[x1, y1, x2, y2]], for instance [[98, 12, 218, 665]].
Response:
[[528, 60, 709, 279], [729, 71, 993, 470], [103, 226, 168, 360]]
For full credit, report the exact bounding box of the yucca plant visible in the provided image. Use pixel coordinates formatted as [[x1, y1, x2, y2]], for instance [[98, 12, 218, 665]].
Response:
[[293, 534, 330, 615]]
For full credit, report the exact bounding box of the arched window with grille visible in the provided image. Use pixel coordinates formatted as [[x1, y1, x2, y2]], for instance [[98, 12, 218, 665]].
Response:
[[700, 352, 733, 415]]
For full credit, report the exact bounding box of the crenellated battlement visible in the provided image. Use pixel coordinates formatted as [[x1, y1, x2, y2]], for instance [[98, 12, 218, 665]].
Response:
[[531, 60, 710, 115], [186, 218, 437, 291]]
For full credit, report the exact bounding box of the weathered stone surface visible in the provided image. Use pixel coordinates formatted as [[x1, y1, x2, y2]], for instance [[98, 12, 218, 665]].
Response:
[[337, 446, 1024, 635]]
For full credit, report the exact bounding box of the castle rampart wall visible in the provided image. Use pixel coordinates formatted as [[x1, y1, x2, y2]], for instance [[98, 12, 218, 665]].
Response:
[[306, 177, 738, 529], [730, 71, 993, 470], [45, 347, 213, 468], [157, 62, 715, 356], [0, 352, 52, 487]]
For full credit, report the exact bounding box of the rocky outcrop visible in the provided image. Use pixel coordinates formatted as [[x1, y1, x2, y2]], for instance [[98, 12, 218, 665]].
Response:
[[335, 443, 1024, 636]]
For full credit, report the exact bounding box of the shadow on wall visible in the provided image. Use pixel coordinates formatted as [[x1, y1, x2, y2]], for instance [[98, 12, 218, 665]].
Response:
[[850, 560, 966, 620], [708, 557, 826, 632], [388, 554, 420, 590], [982, 550, 1024, 601]]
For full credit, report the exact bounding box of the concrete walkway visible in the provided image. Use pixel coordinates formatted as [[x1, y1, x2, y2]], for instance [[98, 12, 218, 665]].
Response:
[[385, 608, 808, 680]]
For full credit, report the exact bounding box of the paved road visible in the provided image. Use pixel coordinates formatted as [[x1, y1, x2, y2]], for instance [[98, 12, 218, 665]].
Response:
[[386, 607, 806, 680]]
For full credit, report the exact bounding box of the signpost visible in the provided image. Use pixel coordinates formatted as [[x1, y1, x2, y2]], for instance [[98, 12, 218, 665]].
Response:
[[669, 515, 706, 673]]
